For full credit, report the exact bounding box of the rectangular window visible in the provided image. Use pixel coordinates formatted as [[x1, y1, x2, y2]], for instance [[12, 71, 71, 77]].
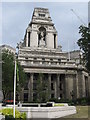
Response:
[[42, 58, 45, 64], [58, 59, 61, 62], [28, 32, 30, 47], [33, 73, 38, 81], [51, 83, 54, 90], [33, 83, 37, 90], [50, 58, 53, 61], [24, 82, 28, 90], [85, 76, 88, 97], [50, 58, 53, 64], [33, 93, 37, 102], [60, 83, 62, 90], [34, 58, 37, 61], [58, 59, 61, 64], [54, 34, 56, 49], [39, 14, 45, 17], [60, 94, 62, 98], [24, 93, 28, 102], [51, 94, 54, 98]]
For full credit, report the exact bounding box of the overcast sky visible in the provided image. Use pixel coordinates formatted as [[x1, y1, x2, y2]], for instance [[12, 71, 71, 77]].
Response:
[[89, 1, 90, 23], [2, 2, 89, 51]]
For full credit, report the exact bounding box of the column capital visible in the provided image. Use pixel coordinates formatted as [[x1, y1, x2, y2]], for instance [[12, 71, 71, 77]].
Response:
[[30, 73, 34, 76], [48, 73, 51, 76], [57, 74, 60, 77]]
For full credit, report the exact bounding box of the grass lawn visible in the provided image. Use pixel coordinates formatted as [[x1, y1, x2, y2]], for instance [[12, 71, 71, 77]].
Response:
[[64, 106, 89, 118]]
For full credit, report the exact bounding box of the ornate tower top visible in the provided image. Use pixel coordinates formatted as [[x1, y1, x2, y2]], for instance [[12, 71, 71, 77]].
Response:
[[21, 8, 58, 49], [31, 8, 53, 25]]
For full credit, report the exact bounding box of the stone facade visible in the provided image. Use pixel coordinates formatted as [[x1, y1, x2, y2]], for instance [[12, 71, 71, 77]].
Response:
[[18, 8, 90, 102], [1, 45, 16, 54], [0, 45, 16, 54]]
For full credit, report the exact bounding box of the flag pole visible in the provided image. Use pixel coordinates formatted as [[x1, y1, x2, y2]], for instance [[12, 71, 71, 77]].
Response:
[[13, 59, 16, 118]]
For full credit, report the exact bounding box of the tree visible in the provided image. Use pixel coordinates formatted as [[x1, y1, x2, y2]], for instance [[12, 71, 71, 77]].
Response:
[[77, 25, 90, 71], [2, 50, 26, 100], [2, 50, 14, 100], [36, 73, 49, 103], [16, 61, 27, 101]]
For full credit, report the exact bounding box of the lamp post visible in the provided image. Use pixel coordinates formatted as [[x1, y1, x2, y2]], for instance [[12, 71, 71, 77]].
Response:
[[13, 59, 16, 118]]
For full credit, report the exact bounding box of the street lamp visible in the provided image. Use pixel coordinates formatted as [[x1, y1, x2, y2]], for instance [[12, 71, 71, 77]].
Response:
[[13, 52, 17, 118]]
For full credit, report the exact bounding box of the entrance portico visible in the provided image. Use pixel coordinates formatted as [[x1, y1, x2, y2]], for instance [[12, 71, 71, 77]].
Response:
[[21, 71, 78, 102]]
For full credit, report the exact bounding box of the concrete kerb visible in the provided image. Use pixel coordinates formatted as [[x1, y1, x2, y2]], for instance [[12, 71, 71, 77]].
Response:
[[1, 103, 76, 119], [17, 106, 76, 119]]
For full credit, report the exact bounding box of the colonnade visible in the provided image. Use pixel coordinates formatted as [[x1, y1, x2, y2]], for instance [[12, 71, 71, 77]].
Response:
[[21, 73, 65, 102], [20, 73, 89, 102]]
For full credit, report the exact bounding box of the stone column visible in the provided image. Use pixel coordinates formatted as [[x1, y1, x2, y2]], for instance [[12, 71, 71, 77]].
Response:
[[46, 32, 48, 47], [73, 74, 77, 99], [54, 79, 57, 98], [20, 88, 24, 102], [65, 74, 68, 99], [88, 75, 90, 97], [28, 75, 30, 102], [65, 74, 74, 99], [47, 33, 54, 49], [26, 32, 28, 47], [28, 73, 33, 101], [78, 71, 86, 98], [85, 76, 89, 97], [48, 74, 51, 99], [28, 32, 31, 47], [56, 34, 58, 48], [30, 31, 38, 47], [82, 74, 86, 97], [75, 74, 78, 99], [57, 74, 60, 98]]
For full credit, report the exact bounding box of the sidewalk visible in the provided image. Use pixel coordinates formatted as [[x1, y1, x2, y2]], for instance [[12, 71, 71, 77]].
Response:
[[0, 114, 5, 120], [0, 103, 5, 120]]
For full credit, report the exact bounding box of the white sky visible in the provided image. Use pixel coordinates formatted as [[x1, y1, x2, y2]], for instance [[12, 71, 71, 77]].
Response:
[[1, 1, 89, 51]]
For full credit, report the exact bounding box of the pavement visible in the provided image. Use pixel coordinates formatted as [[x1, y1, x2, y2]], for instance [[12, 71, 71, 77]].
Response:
[[0, 103, 5, 120], [0, 114, 5, 120]]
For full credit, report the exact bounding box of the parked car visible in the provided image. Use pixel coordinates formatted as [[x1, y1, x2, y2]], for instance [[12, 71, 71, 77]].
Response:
[[2, 99, 18, 106]]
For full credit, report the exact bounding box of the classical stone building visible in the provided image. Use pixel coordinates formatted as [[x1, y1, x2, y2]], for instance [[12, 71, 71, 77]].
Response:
[[18, 8, 90, 102], [1, 45, 16, 54]]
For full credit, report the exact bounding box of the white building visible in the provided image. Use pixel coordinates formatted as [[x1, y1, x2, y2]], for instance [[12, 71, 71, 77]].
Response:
[[17, 8, 90, 102]]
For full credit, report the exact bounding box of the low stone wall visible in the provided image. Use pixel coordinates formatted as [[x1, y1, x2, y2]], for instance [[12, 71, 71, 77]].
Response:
[[17, 106, 76, 119]]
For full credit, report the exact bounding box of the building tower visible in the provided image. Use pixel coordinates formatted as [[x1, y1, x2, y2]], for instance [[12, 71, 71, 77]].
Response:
[[23, 8, 57, 49], [18, 8, 90, 102]]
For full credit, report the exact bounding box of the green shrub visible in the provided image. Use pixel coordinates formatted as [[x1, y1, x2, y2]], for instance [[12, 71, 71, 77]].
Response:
[[81, 98, 87, 105], [76, 97, 88, 105], [0, 108, 26, 120], [54, 103, 64, 106], [1, 108, 13, 116], [49, 98, 71, 103], [21, 112, 26, 120], [48, 97, 90, 106]]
